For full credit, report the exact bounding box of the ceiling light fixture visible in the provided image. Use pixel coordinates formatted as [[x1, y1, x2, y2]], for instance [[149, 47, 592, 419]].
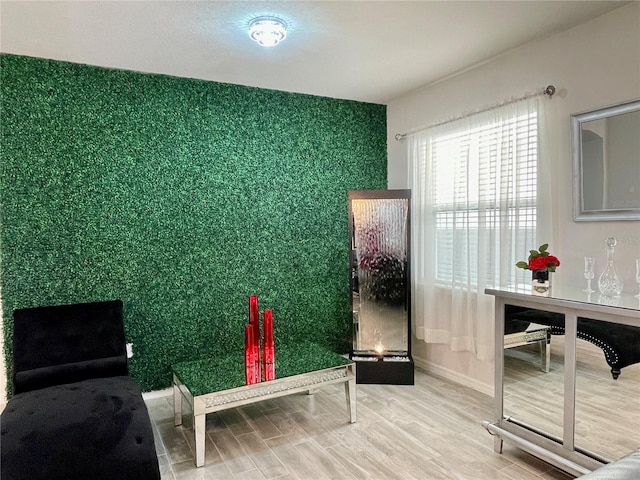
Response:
[[249, 16, 287, 47]]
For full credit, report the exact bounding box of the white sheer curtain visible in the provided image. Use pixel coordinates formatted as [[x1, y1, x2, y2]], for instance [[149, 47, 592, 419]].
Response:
[[407, 95, 554, 360]]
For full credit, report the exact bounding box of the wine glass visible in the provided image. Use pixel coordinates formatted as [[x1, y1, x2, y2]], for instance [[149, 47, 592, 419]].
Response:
[[635, 259, 640, 299], [583, 256, 595, 293]]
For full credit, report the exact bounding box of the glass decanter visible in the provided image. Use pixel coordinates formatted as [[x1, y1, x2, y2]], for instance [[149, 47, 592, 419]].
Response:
[[598, 237, 624, 297]]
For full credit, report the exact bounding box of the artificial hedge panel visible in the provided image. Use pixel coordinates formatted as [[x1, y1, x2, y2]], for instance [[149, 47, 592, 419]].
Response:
[[0, 54, 387, 392]]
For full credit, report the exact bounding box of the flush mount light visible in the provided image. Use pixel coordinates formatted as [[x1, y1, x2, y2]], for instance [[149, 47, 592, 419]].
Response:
[[249, 16, 287, 47]]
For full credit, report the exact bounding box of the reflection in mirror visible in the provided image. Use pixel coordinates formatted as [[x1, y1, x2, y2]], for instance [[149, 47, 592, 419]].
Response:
[[575, 318, 640, 461], [503, 306, 564, 441], [572, 99, 640, 221]]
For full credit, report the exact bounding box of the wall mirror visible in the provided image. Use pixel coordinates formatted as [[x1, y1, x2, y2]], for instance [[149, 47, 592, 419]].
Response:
[[572, 99, 640, 221]]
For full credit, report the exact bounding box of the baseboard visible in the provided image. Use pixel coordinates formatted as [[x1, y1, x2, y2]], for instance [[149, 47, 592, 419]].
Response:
[[142, 387, 172, 400], [412, 354, 493, 397]]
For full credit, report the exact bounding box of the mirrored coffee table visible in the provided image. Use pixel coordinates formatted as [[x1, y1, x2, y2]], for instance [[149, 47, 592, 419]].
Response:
[[172, 342, 356, 467], [504, 322, 551, 372]]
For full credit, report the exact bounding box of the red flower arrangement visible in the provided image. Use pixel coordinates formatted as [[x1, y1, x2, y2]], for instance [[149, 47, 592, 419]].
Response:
[[516, 244, 560, 272]]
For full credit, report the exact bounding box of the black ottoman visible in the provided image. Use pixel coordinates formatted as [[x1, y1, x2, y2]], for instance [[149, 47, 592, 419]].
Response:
[[1, 376, 159, 480], [0, 300, 160, 480]]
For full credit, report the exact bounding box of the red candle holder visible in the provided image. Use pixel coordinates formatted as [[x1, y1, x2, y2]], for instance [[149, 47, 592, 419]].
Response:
[[246, 296, 276, 383], [249, 296, 261, 382], [245, 324, 256, 384], [263, 309, 275, 381]]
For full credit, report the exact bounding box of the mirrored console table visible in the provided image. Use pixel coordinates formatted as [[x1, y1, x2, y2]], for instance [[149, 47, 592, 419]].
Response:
[[484, 286, 640, 477]]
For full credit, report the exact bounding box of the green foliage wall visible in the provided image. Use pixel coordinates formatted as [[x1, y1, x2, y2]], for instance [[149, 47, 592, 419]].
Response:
[[0, 54, 387, 392]]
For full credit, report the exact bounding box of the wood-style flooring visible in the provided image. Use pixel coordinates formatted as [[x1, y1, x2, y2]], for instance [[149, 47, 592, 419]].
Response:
[[147, 367, 575, 480]]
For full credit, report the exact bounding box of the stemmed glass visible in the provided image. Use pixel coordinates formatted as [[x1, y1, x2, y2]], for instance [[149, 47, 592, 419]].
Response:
[[583, 256, 595, 293], [635, 259, 640, 299]]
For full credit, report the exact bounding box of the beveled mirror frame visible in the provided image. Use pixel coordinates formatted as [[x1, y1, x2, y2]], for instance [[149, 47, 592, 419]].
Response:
[[571, 99, 640, 221]]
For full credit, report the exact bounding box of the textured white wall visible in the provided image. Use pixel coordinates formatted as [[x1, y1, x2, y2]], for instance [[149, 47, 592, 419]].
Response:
[[387, 3, 640, 393]]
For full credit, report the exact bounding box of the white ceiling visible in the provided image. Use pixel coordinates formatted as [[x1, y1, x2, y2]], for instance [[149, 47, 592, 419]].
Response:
[[0, 1, 631, 104]]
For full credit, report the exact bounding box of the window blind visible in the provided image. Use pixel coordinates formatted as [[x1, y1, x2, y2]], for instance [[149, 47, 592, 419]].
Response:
[[431, 112, 538, 285]]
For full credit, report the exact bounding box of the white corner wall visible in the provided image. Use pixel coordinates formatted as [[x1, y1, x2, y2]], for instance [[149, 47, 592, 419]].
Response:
[[387, 3, 640, 394]]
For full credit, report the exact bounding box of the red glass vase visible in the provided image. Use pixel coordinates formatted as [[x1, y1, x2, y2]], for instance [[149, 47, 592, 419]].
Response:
[[245, 324, 256, 384], [263, 309, 275, 381]]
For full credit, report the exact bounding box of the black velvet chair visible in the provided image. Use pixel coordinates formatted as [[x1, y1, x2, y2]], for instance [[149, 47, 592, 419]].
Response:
[[0, 300, 161, 480]]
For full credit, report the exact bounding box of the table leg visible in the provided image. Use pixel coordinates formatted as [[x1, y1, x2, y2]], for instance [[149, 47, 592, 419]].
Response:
[[173, 380, 182, 426], [493, 435, 503, 454], [541, 332, 551, 373], [345, 376, 357, 423], [194, 413, 206, 467], [545, 342, 551, 373]]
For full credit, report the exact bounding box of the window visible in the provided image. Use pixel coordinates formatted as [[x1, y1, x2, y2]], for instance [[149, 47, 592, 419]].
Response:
[[431, 112, 538, 286], [407, 95, 553, 358]]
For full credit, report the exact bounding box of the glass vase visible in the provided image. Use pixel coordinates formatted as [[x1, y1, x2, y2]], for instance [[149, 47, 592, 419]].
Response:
[[598, 237, 624, 297], [531, 270, 550, 296]]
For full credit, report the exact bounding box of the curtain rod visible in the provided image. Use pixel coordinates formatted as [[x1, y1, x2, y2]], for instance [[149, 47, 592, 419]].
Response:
[[394, 85, 556, 141]]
